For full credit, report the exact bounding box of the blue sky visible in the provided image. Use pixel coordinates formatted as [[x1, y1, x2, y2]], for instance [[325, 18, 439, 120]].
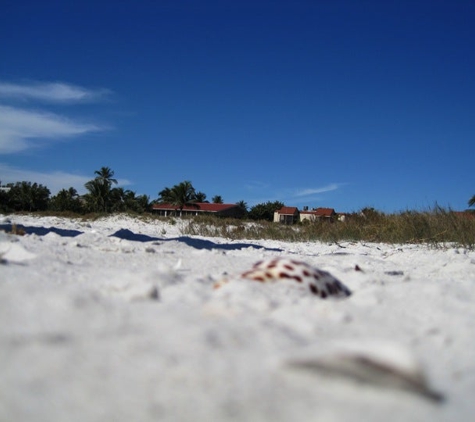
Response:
[[1, 0, 474, 212]]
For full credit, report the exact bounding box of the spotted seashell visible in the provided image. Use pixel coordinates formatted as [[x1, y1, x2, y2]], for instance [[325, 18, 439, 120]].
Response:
[[216, 258, 351, 299]]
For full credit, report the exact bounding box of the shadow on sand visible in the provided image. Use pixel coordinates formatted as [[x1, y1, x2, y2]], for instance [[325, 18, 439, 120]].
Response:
[[0, 224, 83, 238], [110, 228, 282, 252], [0, 225, 282, 252]]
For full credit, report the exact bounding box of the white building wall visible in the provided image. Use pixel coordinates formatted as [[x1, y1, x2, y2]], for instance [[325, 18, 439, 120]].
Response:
[[300, 213, 318, 222]]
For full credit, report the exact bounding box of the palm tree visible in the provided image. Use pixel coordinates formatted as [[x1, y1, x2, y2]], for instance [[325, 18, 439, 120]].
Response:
[[110, 187, 127, 212], [133, 194, 150, 213], [7, 181, 50, 212], [85, 178, 109, 212], [158, 187, 172, 202], [94, 167, 118, 187], [50, 187, 82, 213], [158, 180, 197, 216], [195, 191, 208, 202], [108, 188, 149, 213], [469, 195, 475, 208], [236, 200, 248, 211], [212, 195, 223, 204], [85, 167, 118, 212]]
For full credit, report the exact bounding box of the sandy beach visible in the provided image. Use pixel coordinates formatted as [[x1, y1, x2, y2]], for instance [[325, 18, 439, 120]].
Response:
[[1, 214, 475, 421]]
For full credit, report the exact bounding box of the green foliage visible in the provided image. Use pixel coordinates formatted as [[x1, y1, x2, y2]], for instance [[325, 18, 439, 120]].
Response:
[[195, 191, 208, 202], [84, 178, 110, 212], [158, 180, 197, 215], [248, 201, 284, 221], [50, 188, 83, 213], [0, 181, 50, 212], [81, 167, 148, 214], [0, 189, 9, 212], [94, 167, 118, 186], [0, 167, 149, 215], [236, 200, 248, 211], [212, 195, 223, 204], [84, 166, 118, 213], [109, 188, 149, 213], [235, 200, 249, 217], [133, 194, 151, 213]]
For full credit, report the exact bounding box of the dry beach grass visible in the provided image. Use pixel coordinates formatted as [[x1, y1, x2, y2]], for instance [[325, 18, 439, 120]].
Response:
[[180, 207, 475, 248]]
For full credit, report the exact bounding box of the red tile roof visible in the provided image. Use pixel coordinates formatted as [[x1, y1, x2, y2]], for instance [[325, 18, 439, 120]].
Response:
[[152, 202, 239, 212], [300, 207, 335, 217], [276, 207, 299, 215]]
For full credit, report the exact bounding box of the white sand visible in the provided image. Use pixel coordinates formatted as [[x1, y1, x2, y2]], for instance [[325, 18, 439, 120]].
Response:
[[1, 214, 475, 422]]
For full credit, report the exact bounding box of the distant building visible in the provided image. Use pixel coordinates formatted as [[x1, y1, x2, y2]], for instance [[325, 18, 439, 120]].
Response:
[[300, 207, 336, 222], [273, 206, 299, 224], [274, 206, 340, 224], [151, 202, 245, 218]]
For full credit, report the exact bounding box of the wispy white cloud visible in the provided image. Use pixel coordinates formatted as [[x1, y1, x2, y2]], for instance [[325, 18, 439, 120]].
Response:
[[293, 183, 341, 197], [0, 81, 111, 103], [0, 80, 117, 192], [0, 105, 104, 154], [0, 163, 132, 195], [0, 163, 90, 194]]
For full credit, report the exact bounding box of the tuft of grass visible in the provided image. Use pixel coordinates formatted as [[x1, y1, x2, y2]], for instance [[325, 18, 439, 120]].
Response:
[[10, 223, 26, 236], [0, 223, 26, 236]]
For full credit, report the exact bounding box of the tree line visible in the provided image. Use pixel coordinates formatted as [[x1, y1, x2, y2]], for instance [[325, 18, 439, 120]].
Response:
[[0, 167, 149, 214], [0, 168, 285, 221]]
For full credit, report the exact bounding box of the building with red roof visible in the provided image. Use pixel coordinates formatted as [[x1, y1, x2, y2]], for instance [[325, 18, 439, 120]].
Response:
[[273, 206, 299, 224], [300, 207, 336, 222], [151, 202, 245, 218], [274, 206, 338, 224]]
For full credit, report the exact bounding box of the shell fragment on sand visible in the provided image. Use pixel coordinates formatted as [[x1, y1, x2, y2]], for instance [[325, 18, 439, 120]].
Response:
[[285, 340, 444, 402]]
